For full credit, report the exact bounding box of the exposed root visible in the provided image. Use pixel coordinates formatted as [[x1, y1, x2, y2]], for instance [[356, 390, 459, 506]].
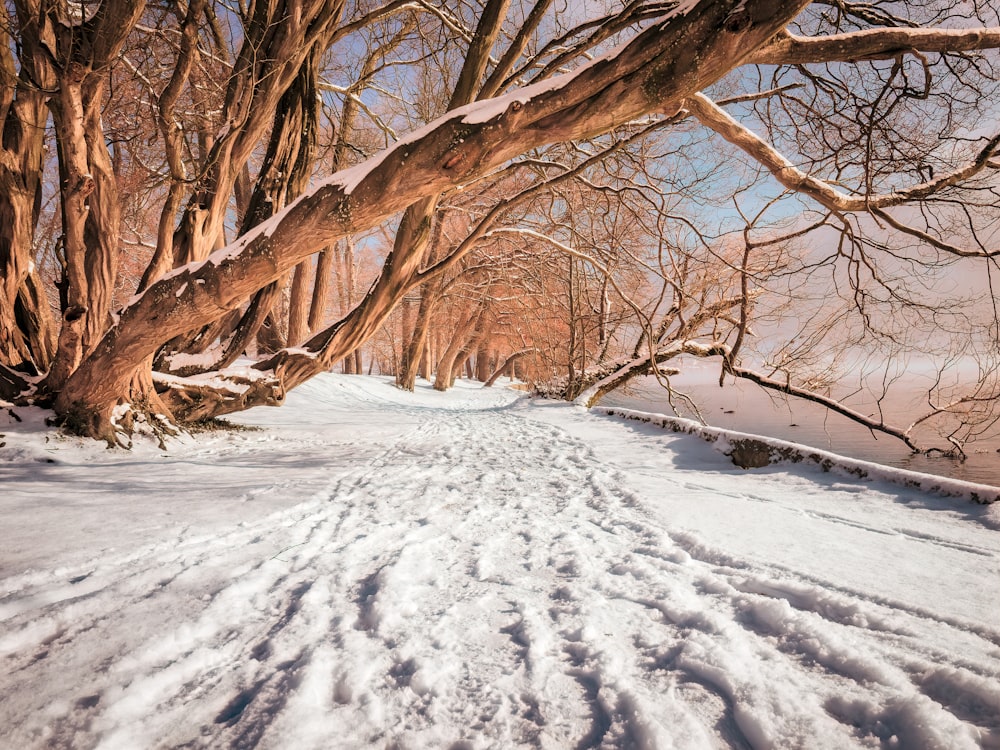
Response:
[[155, 369, 286, 424], [185, 417, 262, 434], [0, 363, 34, 404]]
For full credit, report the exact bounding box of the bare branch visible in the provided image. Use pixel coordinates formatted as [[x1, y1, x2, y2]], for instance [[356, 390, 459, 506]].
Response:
[[750, 26, 1000, 65]]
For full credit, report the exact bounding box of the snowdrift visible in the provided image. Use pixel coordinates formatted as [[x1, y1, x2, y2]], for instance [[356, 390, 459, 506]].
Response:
[[595, 406, 1000, 504]]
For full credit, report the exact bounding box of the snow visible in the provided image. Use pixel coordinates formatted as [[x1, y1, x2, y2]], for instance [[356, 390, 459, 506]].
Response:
[[596, 407, 1000, 504], [1, 374, 999, 749], [154, 364, 274, 394], [159, 349, 222, 371]]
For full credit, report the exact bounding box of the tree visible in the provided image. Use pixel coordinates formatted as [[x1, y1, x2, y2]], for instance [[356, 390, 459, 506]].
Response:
[[1, 0, 999, 452]]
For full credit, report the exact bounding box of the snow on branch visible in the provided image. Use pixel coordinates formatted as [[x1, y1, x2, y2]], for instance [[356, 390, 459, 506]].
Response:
[[749, 26, 1000, 65]]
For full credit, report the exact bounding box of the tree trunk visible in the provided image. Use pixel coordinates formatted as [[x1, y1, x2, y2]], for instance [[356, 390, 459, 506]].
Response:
[[169, 3, 345, 269], [308, 248, 335, 331], [18, 1, 144, 396], [398, 284, 440, 391], [45, 73, 122, 392], [434, 306, 486, 391], [286, 260, 312, 347], [340, 238, 359, 373], [475, 341, 491, 382], [484, 348, 534, 387], [0, 65, 54, 373], [420, 339, 432, 381], [168, 39, 326, 368]]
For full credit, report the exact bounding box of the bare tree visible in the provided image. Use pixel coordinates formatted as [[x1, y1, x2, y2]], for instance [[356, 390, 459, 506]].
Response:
[[0, 0, 998, 451]]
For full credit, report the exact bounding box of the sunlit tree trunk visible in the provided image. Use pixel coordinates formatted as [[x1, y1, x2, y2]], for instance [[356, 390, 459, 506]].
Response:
[[42, 1, 144, 393], [434, 305, 486, 391], [0, 14, 55, 374]]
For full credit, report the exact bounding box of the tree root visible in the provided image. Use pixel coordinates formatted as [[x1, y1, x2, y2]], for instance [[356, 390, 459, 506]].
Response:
[[0, 363, 32, 404], [155, 370, 286, 424]]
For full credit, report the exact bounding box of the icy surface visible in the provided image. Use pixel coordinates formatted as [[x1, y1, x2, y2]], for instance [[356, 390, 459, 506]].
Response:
[[1, 375, 998, 749]]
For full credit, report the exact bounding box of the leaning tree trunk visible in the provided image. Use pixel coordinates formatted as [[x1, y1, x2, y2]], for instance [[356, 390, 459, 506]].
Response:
[[434, 305, 487, 391], [451, 321, 490, 389], [484, 348, 535, 387]]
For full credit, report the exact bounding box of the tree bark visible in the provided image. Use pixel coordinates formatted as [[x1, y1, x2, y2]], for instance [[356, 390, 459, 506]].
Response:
[[286, 260, 313, 347], [308, 248, 335, 331], [475, 341, 491, 382], [42, 1, 144, 392], [168, 38, 327, 368], [0, 41, 54, 374], [170, 1, 346, 268], [434, 306, 486, 391], [398, 278, 446, 390]]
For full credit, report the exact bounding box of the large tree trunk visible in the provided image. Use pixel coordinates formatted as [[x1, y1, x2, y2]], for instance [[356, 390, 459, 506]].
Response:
[[41, 2, 143, 393], [0, 36, 55, 374]]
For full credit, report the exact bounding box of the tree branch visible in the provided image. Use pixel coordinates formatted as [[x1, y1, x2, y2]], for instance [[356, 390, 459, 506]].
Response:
[[750, 27, 1000, 65], [728, 365, 921, 452], [686, 92, 1000, 225]]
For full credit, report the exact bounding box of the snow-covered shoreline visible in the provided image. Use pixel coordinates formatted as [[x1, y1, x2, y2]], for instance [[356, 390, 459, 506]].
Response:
[[2, 375, 999, 748], [595, 406, 1000, 505]]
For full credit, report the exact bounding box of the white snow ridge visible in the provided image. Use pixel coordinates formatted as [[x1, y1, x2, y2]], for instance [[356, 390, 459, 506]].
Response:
[[1, 374, 999, 749]]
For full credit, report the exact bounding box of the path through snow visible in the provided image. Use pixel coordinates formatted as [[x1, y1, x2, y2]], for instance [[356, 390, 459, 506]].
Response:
[[1, 375, 999, 749]]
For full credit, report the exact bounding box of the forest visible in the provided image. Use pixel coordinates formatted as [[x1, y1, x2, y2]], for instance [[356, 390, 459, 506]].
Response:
[[2, 0, 1000, 454]]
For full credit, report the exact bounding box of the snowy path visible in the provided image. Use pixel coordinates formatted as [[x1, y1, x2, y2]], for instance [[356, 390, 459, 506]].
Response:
[[1, 376, 999, 749]]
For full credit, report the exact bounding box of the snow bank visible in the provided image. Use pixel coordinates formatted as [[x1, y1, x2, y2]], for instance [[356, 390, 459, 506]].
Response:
[[595, 407, 1000, 504], [2, 375, 999, 748]]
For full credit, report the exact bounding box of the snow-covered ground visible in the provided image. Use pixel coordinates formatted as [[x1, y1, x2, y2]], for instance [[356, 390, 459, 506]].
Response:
[[1, 374, 999, 749]]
